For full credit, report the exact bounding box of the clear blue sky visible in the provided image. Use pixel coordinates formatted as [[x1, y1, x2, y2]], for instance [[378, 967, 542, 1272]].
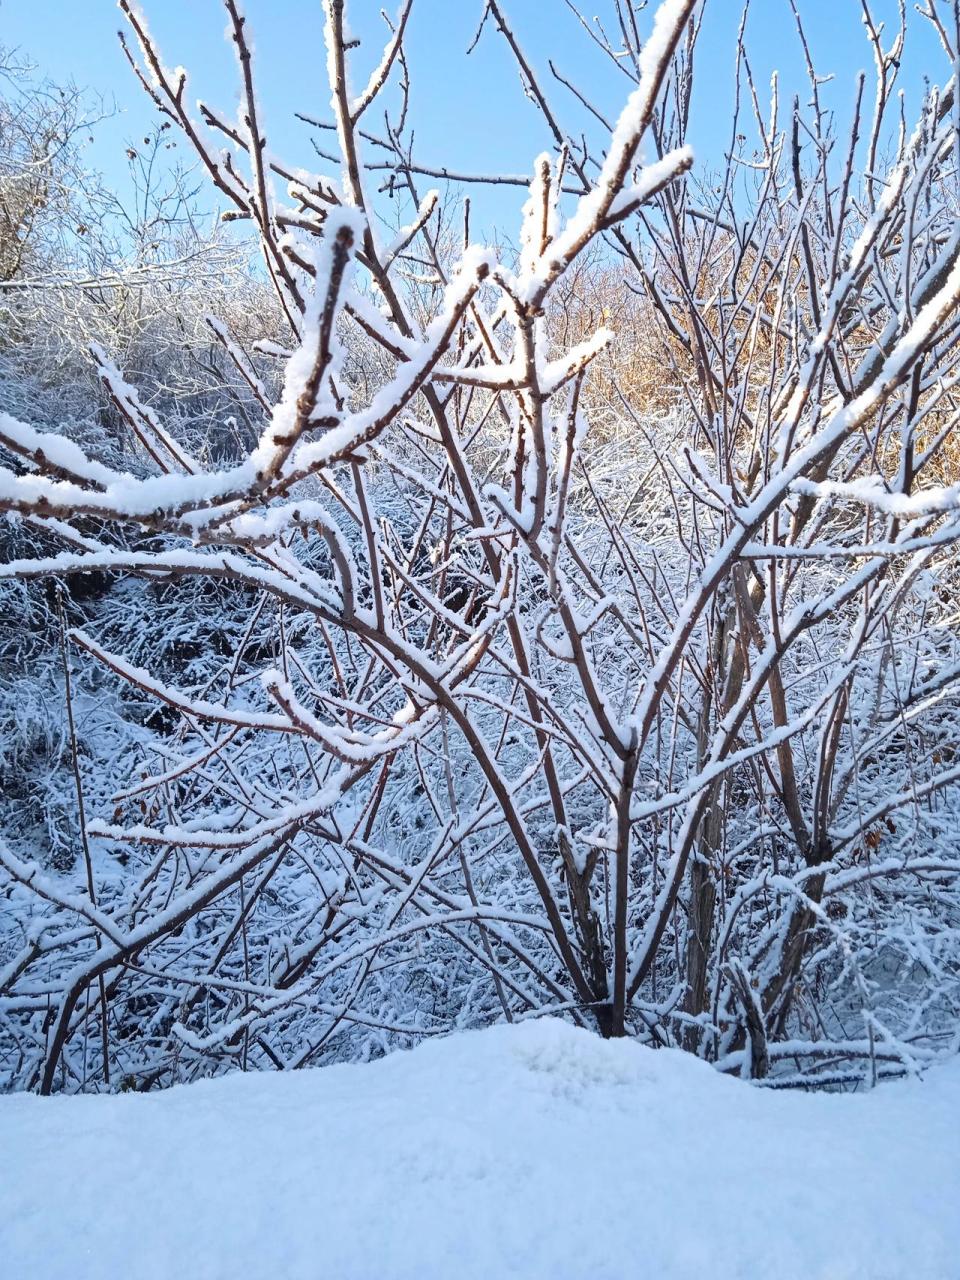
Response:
[[1, 0, 947, 239]]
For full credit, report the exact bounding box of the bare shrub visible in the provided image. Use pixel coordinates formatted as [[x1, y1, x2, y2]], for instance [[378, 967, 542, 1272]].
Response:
[[1, 0, 959, 1092]]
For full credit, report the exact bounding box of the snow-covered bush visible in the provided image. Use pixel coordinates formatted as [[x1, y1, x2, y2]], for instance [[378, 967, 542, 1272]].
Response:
[[1, 0, 960, 1093]]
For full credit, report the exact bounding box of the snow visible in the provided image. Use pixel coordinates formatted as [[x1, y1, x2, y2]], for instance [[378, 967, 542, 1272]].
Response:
[[0, 411, 123, 489], [288, 245, 495, 475], [792, 474, 960, 516], [2, 1018, 958, 1280]]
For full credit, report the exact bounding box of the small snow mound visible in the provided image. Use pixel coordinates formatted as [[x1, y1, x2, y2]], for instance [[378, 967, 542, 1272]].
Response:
[[509, 1016, 657, 1092], [1, 1021, 958, 1280]]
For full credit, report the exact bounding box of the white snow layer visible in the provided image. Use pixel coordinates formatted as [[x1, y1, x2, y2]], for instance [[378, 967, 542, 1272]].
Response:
[[2, 1018, 958, 1280]]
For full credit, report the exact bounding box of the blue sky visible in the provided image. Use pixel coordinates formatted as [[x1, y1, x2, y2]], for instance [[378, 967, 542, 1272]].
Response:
[[1, 1, 948, 239]]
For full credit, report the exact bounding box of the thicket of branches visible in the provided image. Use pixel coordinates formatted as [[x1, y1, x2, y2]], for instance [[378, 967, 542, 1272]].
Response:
[[2, 0, 960, 1093]]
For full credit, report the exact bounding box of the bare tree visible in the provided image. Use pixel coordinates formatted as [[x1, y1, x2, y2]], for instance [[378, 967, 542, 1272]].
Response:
[[1, 0, 959, 1093]]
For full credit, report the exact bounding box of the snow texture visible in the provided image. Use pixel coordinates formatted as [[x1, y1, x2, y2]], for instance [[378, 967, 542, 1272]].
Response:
[[2, 1018, 958, 1280]]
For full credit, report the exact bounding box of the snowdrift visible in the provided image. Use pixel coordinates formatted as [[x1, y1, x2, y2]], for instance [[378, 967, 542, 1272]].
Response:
[[2, 1019, 958, 1280]]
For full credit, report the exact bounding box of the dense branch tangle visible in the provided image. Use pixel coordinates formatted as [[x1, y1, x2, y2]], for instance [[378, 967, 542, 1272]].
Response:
[[1, 0, 960, 1091]]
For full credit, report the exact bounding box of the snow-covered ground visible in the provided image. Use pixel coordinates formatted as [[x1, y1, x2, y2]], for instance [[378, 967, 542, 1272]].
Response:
[[2, 1019, 958, 1280]]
